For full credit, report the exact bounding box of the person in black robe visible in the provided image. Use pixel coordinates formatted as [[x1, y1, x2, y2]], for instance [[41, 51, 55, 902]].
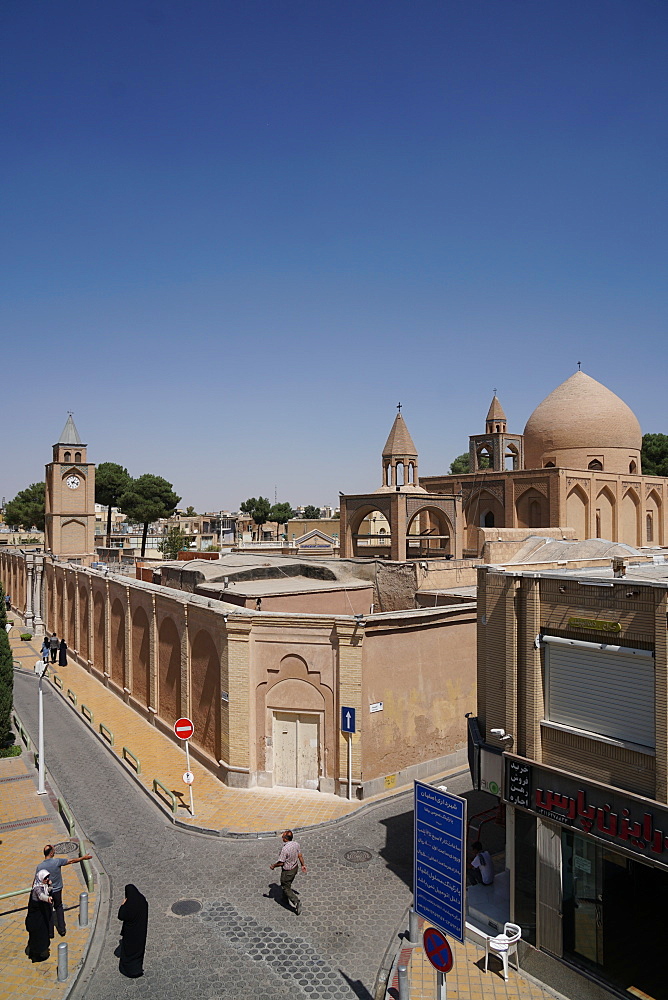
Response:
[[58, 639, 68, 666], [25, 870, 53, 962], [118, 884, 148, 978]]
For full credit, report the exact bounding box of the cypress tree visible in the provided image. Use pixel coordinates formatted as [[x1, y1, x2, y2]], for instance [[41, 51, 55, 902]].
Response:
[[0, 625, 13, 747]]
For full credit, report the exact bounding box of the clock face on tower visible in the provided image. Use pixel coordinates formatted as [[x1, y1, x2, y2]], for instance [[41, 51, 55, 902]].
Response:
[[66, 475, 81, 490]]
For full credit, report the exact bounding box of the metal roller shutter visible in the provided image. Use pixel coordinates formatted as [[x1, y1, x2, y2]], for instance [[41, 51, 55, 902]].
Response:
[[543, 634, 655, 749]]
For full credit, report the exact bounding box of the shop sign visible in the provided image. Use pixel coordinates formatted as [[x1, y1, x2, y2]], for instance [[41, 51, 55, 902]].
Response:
[[505, 755, 668, 868], [567, 617, 621, 633]]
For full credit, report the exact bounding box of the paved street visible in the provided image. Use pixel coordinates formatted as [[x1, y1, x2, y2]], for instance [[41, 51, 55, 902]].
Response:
[[13, 670, 476, 1000]]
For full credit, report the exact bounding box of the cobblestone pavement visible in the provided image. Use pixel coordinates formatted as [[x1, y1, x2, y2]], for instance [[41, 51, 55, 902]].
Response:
[[14, 670, 477, 1000]]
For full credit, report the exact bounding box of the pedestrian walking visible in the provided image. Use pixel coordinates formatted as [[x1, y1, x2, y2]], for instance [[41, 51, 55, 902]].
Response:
[[118, 884, 149, 978], [270, 830, 307, 914], [49, 633, 59, 663], [41, 639, 50, 665], [37, 844, 93, 937], [469, 840, 494, 886], [58, 638, 68, 666], [25, 870, 53, 962], [5, 593, 10, 610]]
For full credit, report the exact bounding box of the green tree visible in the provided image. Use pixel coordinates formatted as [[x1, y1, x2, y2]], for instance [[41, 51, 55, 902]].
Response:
[[118, 475, 181, 559], [269, 502, 295, 540], [95, 462, 131, 547], [641, 433, 668, 477], [240, 497, 271, 541], [449, 452, 489, 474], [185, 506, 197, 516], [159, 527, 193, 560], [0, 582, 12, 748], [302, 505, 321, 519], [4, 483, 46, 531]]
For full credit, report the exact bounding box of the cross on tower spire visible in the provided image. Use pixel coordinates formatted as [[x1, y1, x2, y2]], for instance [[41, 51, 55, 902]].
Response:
[[397, 401, 402, 414]]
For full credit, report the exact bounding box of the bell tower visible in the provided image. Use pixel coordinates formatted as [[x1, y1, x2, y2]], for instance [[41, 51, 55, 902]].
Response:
[[469, 394, 524, 473], [44, 414, 96, 561]]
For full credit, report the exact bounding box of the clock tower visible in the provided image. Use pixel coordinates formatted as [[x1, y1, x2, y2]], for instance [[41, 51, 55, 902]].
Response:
[[45, 415, 96, 561]]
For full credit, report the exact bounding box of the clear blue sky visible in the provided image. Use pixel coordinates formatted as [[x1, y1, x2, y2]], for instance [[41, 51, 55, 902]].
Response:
[[2, 1, 666, 511]]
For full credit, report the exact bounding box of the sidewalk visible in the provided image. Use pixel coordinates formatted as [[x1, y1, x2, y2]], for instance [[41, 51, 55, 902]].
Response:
[[388, 915, 560, 1000], [11, 630, 450, 836], [0, 752, 97, 1000]]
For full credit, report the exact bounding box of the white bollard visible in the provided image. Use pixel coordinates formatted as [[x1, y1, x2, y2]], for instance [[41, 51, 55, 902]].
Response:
[[78, 891, 89, 927], [408, 907, 419, 945], [57, 941, 68, 981]]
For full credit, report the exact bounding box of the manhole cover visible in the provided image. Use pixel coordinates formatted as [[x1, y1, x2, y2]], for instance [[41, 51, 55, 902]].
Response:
[[343, 849, 373, 865], [52, 841, 79, 855], [171, 899, 202, 916]]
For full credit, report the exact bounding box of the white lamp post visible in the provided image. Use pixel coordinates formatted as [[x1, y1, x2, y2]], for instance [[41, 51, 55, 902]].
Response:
[[34, 659, 48, 794]]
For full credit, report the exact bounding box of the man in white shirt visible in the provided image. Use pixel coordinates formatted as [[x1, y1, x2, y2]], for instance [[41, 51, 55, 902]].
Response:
[[470, 840, 494, 885], [270, 830, 307, 914]]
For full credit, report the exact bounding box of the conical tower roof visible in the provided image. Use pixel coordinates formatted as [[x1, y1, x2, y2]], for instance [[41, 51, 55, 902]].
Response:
[[382, 412, 417, 457], [55, 414, 83, 446], [486, 395, 506, 422]]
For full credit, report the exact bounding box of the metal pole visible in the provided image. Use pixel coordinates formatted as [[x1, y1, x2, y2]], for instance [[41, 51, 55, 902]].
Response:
[[436, 971, 446, 1000], [185, 739, 195, 818], [408, 907, 419, 945], [78, 892, 89, 927], [37, 674, 46, 794], [57, 942, 68, 981], [397, 962, 409, 1000], [347, 732, 352, 800]]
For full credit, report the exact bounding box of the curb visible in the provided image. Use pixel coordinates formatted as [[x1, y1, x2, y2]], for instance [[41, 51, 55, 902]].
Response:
[[10, 706, 108, 1000], [16, 662, 467, 840]]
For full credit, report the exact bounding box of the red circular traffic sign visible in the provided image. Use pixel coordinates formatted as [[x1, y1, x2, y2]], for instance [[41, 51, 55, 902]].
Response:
[[423, 927, 454, 974], [174, 717, 194, 740]]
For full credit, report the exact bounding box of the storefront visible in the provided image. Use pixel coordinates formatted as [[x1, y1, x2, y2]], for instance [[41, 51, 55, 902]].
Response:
[[506, 755, 668, 1000]]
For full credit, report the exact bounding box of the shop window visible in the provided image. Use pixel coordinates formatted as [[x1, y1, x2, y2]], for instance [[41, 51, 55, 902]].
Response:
[[514, 811, 536, 945]]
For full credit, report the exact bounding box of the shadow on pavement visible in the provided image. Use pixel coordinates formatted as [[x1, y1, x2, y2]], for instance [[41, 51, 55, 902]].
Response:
[[340, 969, 373, 999]]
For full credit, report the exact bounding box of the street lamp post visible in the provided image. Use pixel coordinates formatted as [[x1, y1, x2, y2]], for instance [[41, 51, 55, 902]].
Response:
[[34, 659, 47, 794]]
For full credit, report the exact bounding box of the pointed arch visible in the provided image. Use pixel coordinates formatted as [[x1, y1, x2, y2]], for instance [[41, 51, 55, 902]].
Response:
[[620, 488, 640, 547], [190, 629, 221, 760], [93, 591, 106, 673], [566, 484, 589, 540], [110, 598, 125, 688], [516, 488, 548, 529], [595, 485, 616, 541], [131, 606, 150, 707], [645, 488, 662, 545], [158, 616, 181, 725]]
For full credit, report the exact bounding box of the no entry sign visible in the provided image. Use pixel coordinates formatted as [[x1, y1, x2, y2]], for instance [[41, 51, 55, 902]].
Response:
[[423, 927, 454, 974], [174, 717, 194, 740]]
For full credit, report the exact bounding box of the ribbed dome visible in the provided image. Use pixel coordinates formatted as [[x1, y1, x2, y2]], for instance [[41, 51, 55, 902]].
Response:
[[523, 372, 642, 471]]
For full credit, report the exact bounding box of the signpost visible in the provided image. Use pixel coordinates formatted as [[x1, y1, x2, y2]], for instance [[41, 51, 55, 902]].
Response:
[[414, 781, 466, 942], [423, 926, 454, 1000], [341, 707, 356, 800], [174, 718, 195, 817]]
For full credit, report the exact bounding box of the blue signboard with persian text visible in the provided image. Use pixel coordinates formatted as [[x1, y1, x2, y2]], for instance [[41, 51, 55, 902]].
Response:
[[414, 781, 466, 942]]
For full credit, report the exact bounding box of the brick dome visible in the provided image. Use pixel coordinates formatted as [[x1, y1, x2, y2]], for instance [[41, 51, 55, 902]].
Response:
[[523, 371, 642, 474]]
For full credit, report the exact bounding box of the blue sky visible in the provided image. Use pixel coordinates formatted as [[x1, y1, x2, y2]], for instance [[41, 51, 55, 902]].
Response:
[[2, 1, 666, 512]]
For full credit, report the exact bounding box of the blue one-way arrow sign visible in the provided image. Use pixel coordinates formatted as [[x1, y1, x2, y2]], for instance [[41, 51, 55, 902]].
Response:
[[341, 707, 356, 733]]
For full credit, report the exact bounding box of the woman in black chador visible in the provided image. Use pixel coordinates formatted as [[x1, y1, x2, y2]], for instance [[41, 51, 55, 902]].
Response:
[[25, 870, 53, 962], [58, 639, 68, 667], [118, 884, 148, 978]]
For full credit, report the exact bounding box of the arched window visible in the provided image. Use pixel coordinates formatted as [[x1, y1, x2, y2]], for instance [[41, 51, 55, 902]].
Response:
[[75, 451, 81, 463], [588, 460, 603, 471], [647, 513, 654, 543], [483, 511, 495, 528], [629, 461, 637, 474], [64, 451, 71, 462], [529, 500, 541, 528]]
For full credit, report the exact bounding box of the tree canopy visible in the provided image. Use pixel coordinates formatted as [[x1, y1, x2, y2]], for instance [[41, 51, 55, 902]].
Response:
[[95, 462, 131, 544], [641, 434, 668, 477], [449, 452, 489, 474], [159, 526, 193, 560], [269, 501, 295, 539], [302, 505, 321, 519], [4, 483, 46, 531], [240, 497, 271, 539], [119, 474, 181, 558]]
